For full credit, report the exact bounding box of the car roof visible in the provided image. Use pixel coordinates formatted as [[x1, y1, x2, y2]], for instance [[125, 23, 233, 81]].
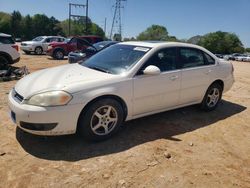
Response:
[[120, 41, 205, 49], [0, 33, 12, 37]]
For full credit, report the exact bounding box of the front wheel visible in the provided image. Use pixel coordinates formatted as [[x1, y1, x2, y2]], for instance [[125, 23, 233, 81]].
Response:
[[200, 83, 223, 111], [53, 50, 64, 60], [35, 47, 43, 55], [77, 98, 124, 141]]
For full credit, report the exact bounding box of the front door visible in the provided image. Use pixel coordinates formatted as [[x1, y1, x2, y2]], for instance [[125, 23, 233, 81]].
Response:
[[133, 47, 181, 116]]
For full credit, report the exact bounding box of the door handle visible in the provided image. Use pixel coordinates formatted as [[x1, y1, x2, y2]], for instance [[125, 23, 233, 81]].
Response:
[[205, 69, 212, 74], [170, 75, 178, 80]]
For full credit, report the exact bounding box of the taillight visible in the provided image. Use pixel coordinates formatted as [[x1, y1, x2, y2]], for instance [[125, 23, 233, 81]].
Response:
[[12, 45, 19, 52]]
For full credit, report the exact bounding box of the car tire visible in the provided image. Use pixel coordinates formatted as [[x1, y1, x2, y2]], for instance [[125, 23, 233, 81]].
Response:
[[77, 98, 124, 141], [200, 83, 223, 111], [35, 47, 43, 55], [0, 55, 10, 64], [53, 49, 64, 60]]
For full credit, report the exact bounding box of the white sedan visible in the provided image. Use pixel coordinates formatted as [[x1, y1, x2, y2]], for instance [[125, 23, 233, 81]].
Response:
[[9, 42, 234, 141]]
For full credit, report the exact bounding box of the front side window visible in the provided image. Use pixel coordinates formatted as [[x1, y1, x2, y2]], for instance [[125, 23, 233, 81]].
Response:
[[82, 44, 150, 75], [139, 47, 177, 73], [180, 48, 205, 68]]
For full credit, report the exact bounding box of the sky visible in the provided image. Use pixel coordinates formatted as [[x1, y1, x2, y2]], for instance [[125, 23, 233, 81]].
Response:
[[1, 0, 250, 47]]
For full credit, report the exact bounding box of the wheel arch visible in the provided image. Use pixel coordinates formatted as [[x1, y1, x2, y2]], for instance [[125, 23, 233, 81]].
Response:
[[77, 94, 128, 127], [35, 46, 43, 50], [0, 52, 12, 64], [210, 79, 224, 91]]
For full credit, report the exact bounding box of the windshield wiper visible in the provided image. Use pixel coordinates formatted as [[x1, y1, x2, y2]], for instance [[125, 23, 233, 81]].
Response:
[[87, 66, 111, 74]]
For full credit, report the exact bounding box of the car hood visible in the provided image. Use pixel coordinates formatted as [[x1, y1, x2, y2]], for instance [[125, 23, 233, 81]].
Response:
[[15, 64, 115, 99], [22, 41, 39, 45]]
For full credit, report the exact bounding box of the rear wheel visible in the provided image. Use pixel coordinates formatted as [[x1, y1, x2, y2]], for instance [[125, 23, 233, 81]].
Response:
[[35, 47, 43, 55], [200, 83, 223, 111], [53, 49, 64, 60], [77, 98, 124, 141]]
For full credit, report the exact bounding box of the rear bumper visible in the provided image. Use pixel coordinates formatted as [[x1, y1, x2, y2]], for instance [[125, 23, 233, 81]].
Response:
[[223, 75, 235, 93]]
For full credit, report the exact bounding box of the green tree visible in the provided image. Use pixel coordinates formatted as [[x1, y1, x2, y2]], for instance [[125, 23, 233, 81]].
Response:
[[10, 11, 22, 38], [245, 48, 250, 53], [198, 31, 244, 54], [137, 25, 169, 41], [91, 23, 105, 38], [21, 14, 33, 39], [0, 12, 11, 34]]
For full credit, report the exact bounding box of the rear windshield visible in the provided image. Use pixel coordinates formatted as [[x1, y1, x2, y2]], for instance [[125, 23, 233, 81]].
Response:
[[0, 36, 15, 44]]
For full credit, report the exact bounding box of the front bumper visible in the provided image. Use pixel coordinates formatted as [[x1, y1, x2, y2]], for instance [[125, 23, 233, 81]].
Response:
[[20, 46, 34, 52], [8, 89, 84, 136]]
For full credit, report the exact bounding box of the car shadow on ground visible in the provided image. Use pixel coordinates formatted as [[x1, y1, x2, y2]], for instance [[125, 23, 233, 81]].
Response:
[[16, 100, 246, 161], [47, 57, 68, 60]]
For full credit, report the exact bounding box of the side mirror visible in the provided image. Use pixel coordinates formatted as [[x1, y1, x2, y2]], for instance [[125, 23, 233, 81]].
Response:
[[143, 65, 161, 75]]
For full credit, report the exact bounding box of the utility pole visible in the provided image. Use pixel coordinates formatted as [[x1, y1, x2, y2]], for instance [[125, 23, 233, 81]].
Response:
[[68, 2, 88, 36], [110, 0, 126, 40], [104, 17, 107, 36], [85, 0, 89, 34]]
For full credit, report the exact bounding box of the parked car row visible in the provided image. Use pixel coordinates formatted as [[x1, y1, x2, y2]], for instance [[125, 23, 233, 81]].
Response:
[[221, 53, 250, 62], [20, 35, 105, 61]]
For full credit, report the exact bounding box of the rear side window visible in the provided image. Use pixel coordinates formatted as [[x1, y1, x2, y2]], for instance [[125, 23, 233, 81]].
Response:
[[180, 48, 206, 68], [0, 36, 15, 44]]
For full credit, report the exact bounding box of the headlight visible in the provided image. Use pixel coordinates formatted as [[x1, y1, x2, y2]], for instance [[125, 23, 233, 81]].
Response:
[[25, 91, 72, 107]]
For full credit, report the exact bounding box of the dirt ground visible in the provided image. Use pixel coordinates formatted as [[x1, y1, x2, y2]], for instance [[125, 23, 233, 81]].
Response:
[[0, 53, 249, 188]]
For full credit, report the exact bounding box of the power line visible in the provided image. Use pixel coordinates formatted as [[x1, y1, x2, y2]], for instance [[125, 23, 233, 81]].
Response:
[[110, 0, 126, 40], [68, 1, 89, 36]]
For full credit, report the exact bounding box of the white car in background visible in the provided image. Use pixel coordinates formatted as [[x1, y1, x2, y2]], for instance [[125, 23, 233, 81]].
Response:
[[20, 36, 66, 55], [0, 33, 20, 65], [235, 54, 247, 61], [242, 55, 250, 62], [9, 42, 234, 141]]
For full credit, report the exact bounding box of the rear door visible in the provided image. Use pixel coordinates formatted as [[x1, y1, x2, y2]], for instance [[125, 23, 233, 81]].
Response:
[[178, 47, 216, 105]]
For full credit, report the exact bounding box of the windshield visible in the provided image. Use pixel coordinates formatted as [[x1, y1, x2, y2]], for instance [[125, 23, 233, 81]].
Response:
[[92, 41, 116, 51], [82, 44, 151, 75], [32, 36, 45, 41], [65, 38, 71, 43]]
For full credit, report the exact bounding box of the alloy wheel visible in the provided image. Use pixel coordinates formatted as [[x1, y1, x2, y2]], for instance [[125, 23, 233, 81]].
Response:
[[206, 88, 220, 108], [90, 105, 118, 136]]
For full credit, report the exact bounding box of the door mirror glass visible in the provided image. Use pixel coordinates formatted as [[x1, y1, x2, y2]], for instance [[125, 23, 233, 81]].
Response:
[[143, 65, 161, 75]]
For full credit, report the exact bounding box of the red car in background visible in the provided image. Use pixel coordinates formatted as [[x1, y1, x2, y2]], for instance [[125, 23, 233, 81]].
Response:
[[47, 35, 103, 60]]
